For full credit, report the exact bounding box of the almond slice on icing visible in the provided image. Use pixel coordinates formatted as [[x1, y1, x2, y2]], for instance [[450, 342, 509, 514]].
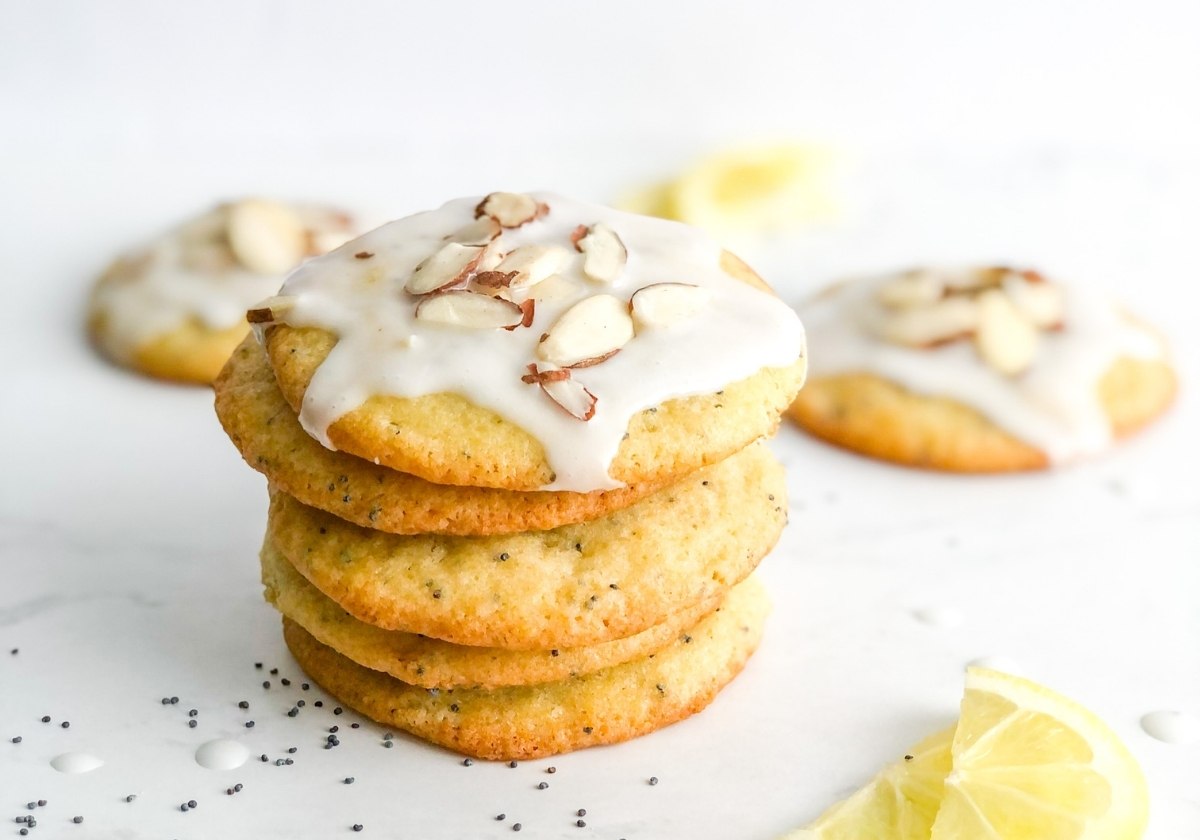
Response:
[[406, 242, 490, 295], [495, 245, 569, 290], [413, 290, 524, 329], [630, 283, 712, 330], [448, 216, 502, 246], [521, 363, 597, 421], [941, 266, 1009, 293], [537, 294, 634, 368], [469, 270, 519, 297], [878, 296, 980, 347], [1003, 275, 1065, 329], [573, 223, 627, 284], [974, 289, 1039, 375], [474, 192, 547, 228], [246, 294, 297, 324], [876, 270, 944, 309], [227, 199, 307, 274], [527, 273, 575, 302]]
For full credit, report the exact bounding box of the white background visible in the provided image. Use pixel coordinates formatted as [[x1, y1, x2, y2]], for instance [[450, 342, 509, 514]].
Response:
[[2, 2, 1199, 838]]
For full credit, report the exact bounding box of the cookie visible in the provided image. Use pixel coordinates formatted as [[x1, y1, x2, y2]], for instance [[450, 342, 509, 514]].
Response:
[[254, 192, 805, 492], [266, 439, 786, 649], [88, 199, 355, 384], [788, 267, 1175, 471], [282, 574, 769, 760], [214, 337, 677, 535], [261, 541, 720, 690]]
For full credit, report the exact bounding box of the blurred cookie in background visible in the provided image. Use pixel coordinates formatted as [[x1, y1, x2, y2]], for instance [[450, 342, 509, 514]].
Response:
[[787, 266, 1176, 471], [87, 199, 357, 384]]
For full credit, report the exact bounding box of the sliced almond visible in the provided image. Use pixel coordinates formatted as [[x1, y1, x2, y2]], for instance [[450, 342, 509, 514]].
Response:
[[878, 296, 980, 347], [227, 199, 308, 274], [974, 289, 1039, 375], [470, 270, 518, 296], [574, 223, 627, 284], [474, 192, 547, 228], [1003, 275, 1065, 329], [495, 245, 569, 290], [406, 242, 490, 295], [940, 266, 1009, 293], [245, 295, 297, 324], [515, 298, 536, 329], [521, 363, 597, 421], [413, 290, 524, 329], [447, 216, 502, 246], [537, 294, 634, 368], [630, 283, 712, 330], [876, 270, 944, 309], [527, 273, 575, 302]]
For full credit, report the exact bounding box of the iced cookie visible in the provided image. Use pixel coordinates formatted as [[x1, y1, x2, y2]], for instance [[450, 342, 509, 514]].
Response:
[[261, 542, 720, 690], [89, 199, 355, 384], [282, 574, 769, 760], [266, 440, 786, 649], [788, 266, 1175, 471], [214, 338, 677, 535], [250, 192, 806, 492]]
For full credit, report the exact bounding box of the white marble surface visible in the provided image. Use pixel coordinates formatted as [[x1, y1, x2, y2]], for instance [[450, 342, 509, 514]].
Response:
[[3, 2, 1200, 836]]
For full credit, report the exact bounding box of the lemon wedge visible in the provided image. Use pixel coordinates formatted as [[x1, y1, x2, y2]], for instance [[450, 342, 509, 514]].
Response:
[[618, 144, 840, 233], [786, 668, 1149, 840]]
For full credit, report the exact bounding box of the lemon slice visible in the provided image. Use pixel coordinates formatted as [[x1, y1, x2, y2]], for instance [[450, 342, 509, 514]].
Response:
[[783, 725, 954, 840], [931, 668, 1148, 840], [668, 144, 839, 233], [784, 668, 1149, 840]]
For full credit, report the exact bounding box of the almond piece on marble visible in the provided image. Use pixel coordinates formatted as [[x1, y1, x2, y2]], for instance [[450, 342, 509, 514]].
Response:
[[447, 216, 503, 246], [406, 242, 490, 295], [227, 199, 308, 274], [521, 363, 597, 421], [537, 294, 634, 368], [573, 223, 627, 284], [878, 296, 980, 347], [414, 290, 525, 329], [630, 283, 712, 330], [495, 245, 569, 290], [1003, 275, 1065, 329], [876, 270, 945, 309], [474, 192, 547, 228], [974, 289, 1039, 375]]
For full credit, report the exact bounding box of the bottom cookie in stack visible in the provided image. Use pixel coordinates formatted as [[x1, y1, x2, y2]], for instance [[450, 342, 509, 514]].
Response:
[[279, 576, 769, 761]]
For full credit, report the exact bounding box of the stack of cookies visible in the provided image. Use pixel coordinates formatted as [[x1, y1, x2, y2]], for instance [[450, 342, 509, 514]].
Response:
[[214, 192, 806, 760]]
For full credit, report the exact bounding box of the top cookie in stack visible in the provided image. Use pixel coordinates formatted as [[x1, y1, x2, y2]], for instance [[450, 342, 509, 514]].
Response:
[[214, 192, 807, 759]]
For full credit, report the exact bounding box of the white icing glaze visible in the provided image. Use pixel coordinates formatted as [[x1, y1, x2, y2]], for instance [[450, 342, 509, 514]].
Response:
[[1140, 710, 1200, 745], [50, 752, 104, 774], [912, 606, 964, 628], [267, 193, 805, 492], [194, 738, 250, 770], [91, 203, 354, 361], [802, 270, 1167, 463]]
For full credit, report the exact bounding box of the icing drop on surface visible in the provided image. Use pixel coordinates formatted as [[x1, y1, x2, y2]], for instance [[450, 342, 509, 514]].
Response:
[[50, 752, 104, 774], [912, 606, 964, 628], [194, 738, 250, 770], [802, 272, 1167, 463], [271, 193, 806, 492], [92, 205, 352, 361], [1140, 710, 1200, 745]]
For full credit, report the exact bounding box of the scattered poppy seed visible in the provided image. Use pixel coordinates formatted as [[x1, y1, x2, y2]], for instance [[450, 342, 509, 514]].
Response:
[[577, 809, 586, 817], [263, 681, 271, 689], [37, 801, 45, 807], [449, 703, 459, 712], [462, 758, 473, 766], [649, 776, 659, 785], [170, 697, 179, 704], [287, 708, 299, 718], [582, 726, 593, 734], [297, 700, 306, 708], [260, 754, 268, 762], [330, 726, 340, 733], [234, 783, 243, 792], [546, 766, 556, 774], [350, 722, 359, 729], [255, 662, 262, 669], [537, 782, 548, 790], [188, 800, 197, 809], [512, 823, 522, 832], [344, 777, 355, 784], [226, 788, 235, 795], [25, 803, 34, 810], [238, 701, 249, 709], [381, 741, 393, 749], [495, 813, 506, 820], [245, 721, 255, 728], [188, 720, 197, 729], [508, 760, 518, 768], [334, 707, 343, 715], [315, 701, 324, 707], [10, 648, 17, 655], [11, 736, 21, 743], [161, 697, 171, 705], [576, 819, 586, 827], [61, 721, 70, 729], [550, 650, 559, 657], [904, 754, 914, 761], [352, 824, 363, 832], [302, 683, 311, 691], [125, 795, 136, 803], [270, 668, 279, 675], [41, 716, 50, 723], [19, 829, 27, 836], [180, 804, 189, 812], [188, 709, 197, 717], [281, 678, 291, 686], [287, 747, 297, 753]]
